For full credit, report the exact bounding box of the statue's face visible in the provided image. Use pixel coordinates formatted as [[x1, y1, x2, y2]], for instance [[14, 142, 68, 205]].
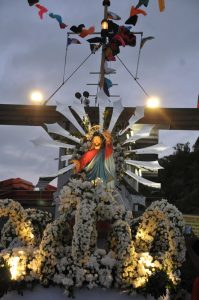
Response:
[[92, 136, 102, 150]]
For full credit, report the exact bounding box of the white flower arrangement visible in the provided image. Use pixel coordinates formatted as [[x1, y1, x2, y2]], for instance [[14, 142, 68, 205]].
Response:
[[0, 191, 186, 297], [1, 208, 52, 248], [134, 199, 186, 284], [0, 199, 35, 247]]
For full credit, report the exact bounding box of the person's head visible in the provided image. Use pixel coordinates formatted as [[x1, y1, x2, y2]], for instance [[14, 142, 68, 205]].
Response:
[[91, 132, 104, 150]]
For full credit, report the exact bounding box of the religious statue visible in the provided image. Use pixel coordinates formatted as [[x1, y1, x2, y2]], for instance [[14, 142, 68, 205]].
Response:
[[72, 129, 115, 188]]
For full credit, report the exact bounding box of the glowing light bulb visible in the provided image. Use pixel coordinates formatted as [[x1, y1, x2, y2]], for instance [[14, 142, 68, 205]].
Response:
[[146, 96, 160, 108], [30, 90, 43, 104], [8, 256, 20, 280], [101, 19, 108, 30]]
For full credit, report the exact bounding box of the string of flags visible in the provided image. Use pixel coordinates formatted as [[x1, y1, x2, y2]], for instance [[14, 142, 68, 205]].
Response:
[[27, 0, 165, 47], [27, 0, 165, 97]]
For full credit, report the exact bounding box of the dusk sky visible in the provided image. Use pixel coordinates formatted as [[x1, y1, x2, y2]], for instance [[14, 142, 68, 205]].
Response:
[[0, 0, 198, 186]]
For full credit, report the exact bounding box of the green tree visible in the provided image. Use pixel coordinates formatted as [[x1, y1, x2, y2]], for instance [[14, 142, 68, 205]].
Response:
[[159, 140, 199, 214]]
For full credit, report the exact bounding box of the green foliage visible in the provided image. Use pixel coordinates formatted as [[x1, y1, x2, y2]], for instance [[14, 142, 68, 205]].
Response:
[[0, 257, 11, 298], [136, 270, 174, 299], [159, 140, 199, 214]]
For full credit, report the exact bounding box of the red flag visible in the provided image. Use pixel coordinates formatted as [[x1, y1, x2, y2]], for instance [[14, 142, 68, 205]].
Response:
[[35, 4, 48, 19]]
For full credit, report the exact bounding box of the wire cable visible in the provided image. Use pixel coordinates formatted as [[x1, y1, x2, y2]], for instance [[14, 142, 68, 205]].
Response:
[[62, 33, 69, 84], [135, 32, 143, 80], [43, 52, 93, 106], [116, 55, 149, 97]]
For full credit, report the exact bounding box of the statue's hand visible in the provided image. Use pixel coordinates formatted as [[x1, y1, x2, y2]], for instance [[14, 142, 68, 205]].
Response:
[[103, 130, 112, 144], [71, 159, 81, 173]]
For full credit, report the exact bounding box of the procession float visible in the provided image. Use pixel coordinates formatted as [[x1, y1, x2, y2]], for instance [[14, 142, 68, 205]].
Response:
[[0, 0, 186, 299]]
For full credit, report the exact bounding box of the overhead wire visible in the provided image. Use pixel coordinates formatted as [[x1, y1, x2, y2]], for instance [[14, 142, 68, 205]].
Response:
[[62, 33, 69, 84], [135, 32, 143, 80], [43, 52, 93, 105], [116, 55, 149, 97]]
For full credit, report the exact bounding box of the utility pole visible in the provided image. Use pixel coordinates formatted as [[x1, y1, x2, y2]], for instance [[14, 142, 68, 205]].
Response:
[[99, 0, 110, 89]]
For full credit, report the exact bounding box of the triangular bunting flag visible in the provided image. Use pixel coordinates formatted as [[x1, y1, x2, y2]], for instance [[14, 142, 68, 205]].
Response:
[[35, 4, 48, 19], [158, 0, 165, 12], [107, 11, 121, 20], [140, 36, 154, 48], [104, 61, 116, 74], [70, 24, 85, 34], [27, 0, 39, 6], [90, 44, 101, 53], [79, 26, 95, 38], [49, 13, 67, 29], [68, 38, 81, 45], [87, 37, 102, 44], [125, 15, 138, 26], [136, 0, 150, 8], [104, 78, 113, 97], [130, 5, 147, 16]]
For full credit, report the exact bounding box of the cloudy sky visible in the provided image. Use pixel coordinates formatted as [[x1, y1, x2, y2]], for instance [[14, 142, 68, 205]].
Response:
[[0, 0, 199, 186]]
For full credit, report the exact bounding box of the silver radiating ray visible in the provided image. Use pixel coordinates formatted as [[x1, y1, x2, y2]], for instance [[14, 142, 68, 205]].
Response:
[[125, 159, 163, 171], [31, 136, 75, 149], [56, 164, 74, 176], [122, 124, 154, 145], [45, 123, 80, 144], [72, 99, 91, 130], [125, 143, 170, 155], [61, 154, 72, 162], [56, 101, 86, 136], [125, 170, 161, 189], [108, 98, 124, 133], [72, 99, 85, 117], [119, 106, 144, 136], [40, 164, 74, 179]]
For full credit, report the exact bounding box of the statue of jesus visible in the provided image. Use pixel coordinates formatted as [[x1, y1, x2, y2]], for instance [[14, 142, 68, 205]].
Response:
[[72, 130, 115, 188]]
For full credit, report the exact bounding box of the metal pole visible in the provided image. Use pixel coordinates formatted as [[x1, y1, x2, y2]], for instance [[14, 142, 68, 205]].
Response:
[[99, 0, 110, 89]]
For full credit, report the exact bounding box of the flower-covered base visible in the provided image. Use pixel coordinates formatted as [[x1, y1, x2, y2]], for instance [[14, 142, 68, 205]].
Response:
[[0, 179, 185, 299]]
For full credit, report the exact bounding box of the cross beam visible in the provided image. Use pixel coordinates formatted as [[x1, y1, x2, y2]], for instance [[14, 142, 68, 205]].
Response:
[[0, 104, 199, 130]]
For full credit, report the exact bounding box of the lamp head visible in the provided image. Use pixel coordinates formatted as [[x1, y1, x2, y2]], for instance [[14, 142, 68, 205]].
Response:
[[83, 91, 89, 98], [75, 92, 82, 100]]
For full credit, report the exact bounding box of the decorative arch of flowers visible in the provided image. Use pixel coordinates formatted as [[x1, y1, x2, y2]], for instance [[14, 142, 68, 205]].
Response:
[[1, 208, 53, 248], [0, 199, 35, 247], [0, 192, 186, 298], [134, 199, 186, 284]]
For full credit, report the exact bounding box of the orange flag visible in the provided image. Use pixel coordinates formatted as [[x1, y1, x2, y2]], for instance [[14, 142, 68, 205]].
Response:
[[79, 26, 95, 38], [130, 5, 147, 16], [158, 0, 165, 12]]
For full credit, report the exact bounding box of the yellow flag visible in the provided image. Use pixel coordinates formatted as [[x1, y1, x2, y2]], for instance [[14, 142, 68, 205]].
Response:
[[158, 0, 165, 12]]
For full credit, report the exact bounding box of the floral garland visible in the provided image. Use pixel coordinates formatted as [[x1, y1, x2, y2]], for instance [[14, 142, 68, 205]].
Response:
[[1, 209, 52, 248], [1, 246, 39, 282], [134, 199, 186, 284], [34, 213, 72, 285], [0, 192, 186, 299], [0, 199, 35, 246], [113, 141, 125, 181]]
